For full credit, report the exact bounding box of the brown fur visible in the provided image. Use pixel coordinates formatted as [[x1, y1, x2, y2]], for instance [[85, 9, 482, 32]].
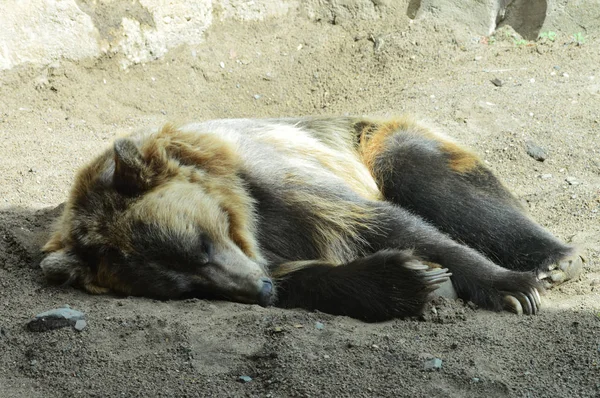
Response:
[[160, 126, 261, 259], [358, 117, 481, 176], [40, 116, 571, 320], [42, 124, 264, 291], [95, 258, 132, 295], [437, 141, 480, 173]]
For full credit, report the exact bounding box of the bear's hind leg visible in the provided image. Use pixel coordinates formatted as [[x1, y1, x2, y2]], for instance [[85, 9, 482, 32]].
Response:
[[358, 118, 581, 287]]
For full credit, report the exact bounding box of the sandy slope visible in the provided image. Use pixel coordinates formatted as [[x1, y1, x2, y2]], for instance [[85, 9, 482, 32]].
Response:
[[1, 10, 599, 398]]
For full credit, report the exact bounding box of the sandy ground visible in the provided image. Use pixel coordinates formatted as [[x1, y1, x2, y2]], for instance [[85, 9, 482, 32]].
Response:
[[1, 8, 600, 398]]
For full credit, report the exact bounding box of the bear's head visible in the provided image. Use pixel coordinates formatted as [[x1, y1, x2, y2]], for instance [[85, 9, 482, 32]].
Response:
[[40, 125, 273, 306]]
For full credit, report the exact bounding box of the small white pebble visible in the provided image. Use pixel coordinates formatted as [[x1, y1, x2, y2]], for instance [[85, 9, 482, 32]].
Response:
[[219, 61, 225, 69], [566, 176, 579, 185], [562, 72, 569, 78], [530, 78, 535, 83]]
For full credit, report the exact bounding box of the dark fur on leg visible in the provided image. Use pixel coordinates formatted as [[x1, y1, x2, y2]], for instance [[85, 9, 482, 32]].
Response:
[[362, 205, 543, 314], [366, 128, 574, 272], [273, 250, 450, 322]]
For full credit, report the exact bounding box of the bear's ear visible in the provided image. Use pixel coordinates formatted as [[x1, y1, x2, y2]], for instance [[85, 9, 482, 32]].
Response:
[[113, 138, 151, 193]]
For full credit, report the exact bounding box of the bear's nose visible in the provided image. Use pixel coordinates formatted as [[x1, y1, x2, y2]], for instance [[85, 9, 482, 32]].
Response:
[[258, 277, 274, 307]]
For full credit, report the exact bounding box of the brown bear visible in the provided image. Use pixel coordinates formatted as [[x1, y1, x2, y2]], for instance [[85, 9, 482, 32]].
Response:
[[40, 116, 582, 321]]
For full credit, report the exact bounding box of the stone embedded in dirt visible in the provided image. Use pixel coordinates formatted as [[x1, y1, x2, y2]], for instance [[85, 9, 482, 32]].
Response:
[[541, 174, 552, 180], [371, 36, 384, 52], [491, 78, 503, 87], [27, 307, 86, 332], [74, 320, 87, 332], [270, 326, 284, 334], [238, 375, 252, 383], [423, 357, 443, 371], [565, 176, 579, 185], [315, 322, 325, 330], [525, 141, 548, 161]]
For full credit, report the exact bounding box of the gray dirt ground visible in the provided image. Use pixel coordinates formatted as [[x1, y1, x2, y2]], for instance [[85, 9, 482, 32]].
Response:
[[1, 6, 600, 398]]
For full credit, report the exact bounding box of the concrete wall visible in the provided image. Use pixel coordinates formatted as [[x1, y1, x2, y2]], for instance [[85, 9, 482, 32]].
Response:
[[0, 0, 295, 70], [0, 0, 597, 71]]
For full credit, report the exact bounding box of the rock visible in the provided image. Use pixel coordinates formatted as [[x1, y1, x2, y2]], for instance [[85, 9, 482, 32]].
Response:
[[27, 307, 86, 332], [423, 357, 443, 371], [369, 35, 384, 52], [525, 141, 547, 161], [315, 322, 324, 330], [491, 78, 503, 87], [238, 375, 252, 383], [541, 174, 552, 180], [471, 377, 480, 383], [74, 320, 87, 332], [566, 176, 579, 185]]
